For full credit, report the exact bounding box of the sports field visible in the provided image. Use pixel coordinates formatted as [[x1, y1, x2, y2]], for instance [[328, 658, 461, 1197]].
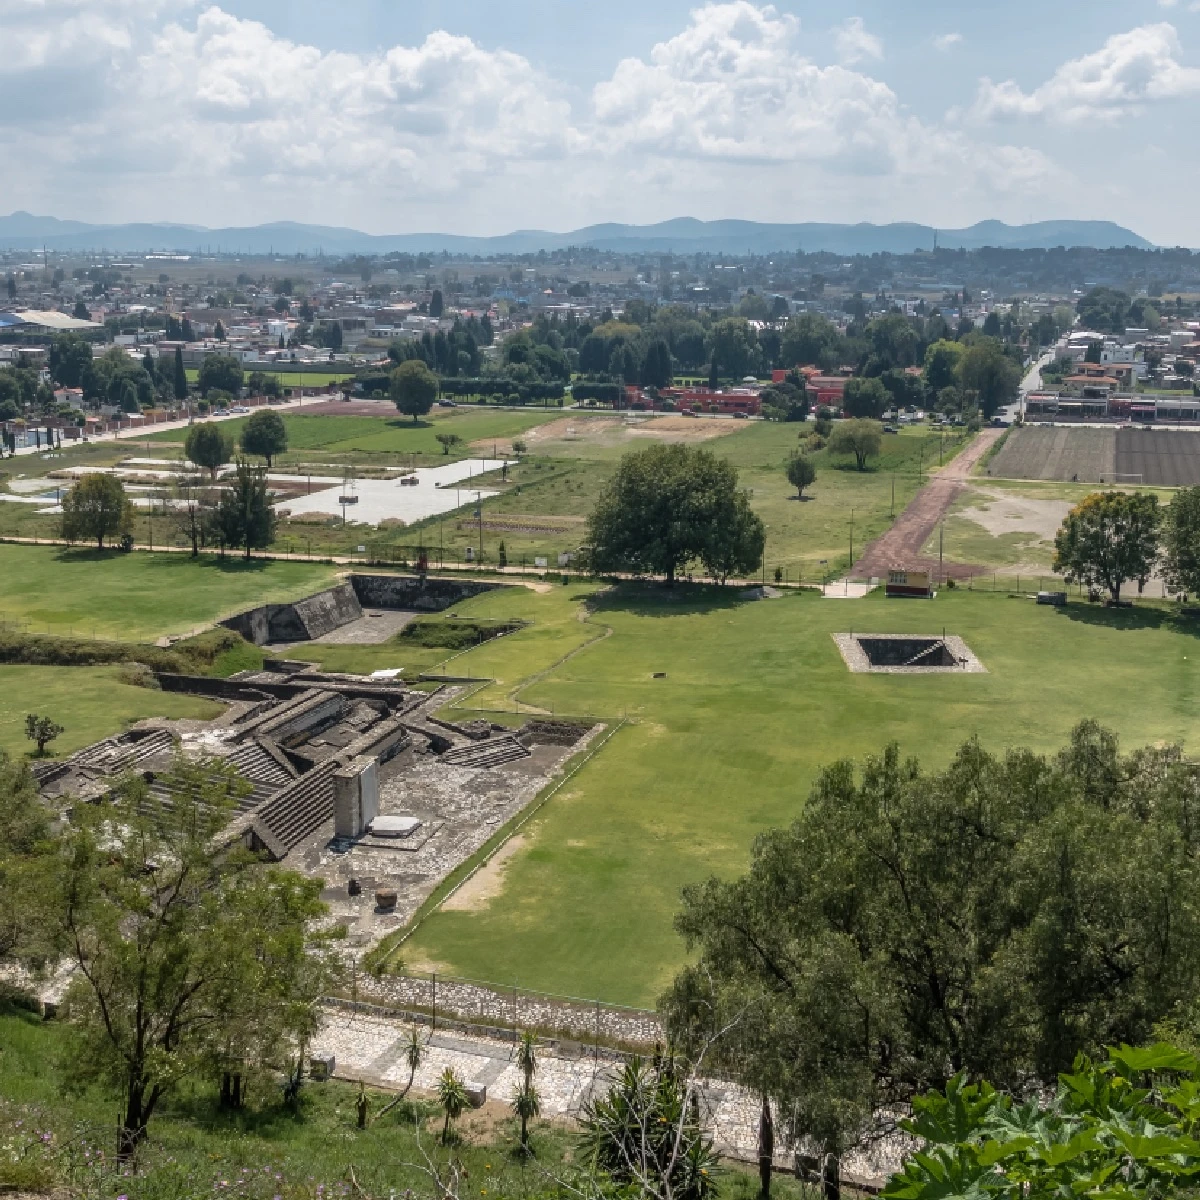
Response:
[[988, 425, 1200, 487], [0, 545, 336, 640], [381, 581, 1200, 1006]]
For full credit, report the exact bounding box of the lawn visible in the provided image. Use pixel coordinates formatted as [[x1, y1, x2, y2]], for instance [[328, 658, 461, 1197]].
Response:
[[401, 584, 1200, 1007], [142, 408, 561, 459], [0, 664, 221, 759], [183, 368, 355, 387], [398, 423, 967, 578], [0, 545, 336, 640]]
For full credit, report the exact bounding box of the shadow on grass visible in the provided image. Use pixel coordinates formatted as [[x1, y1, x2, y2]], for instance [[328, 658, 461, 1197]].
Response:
[[587, 579, 806, 619], [50, 548, 279, 575], [1054, 601, 1200, 638], [165, 1089, 318, 1140]]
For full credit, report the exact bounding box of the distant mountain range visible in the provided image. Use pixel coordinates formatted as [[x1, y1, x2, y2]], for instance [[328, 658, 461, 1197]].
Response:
[[0, 213, 1155, 256]]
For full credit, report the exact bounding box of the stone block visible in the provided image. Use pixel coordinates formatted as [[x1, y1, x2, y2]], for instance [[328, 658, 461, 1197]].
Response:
[[309, 1053, 335, 1080], [464, 1081, 487, 1107]]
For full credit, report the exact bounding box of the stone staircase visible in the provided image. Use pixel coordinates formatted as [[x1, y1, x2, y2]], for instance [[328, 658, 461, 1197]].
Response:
[[247, 759, 343, 859], [71, 728, 176, 774], [223, 738, 296, 811], [442, 735, 531, 770]]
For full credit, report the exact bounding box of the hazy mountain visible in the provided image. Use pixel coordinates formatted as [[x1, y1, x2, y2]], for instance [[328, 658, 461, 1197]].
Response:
[[0, 212, 1155, 256]]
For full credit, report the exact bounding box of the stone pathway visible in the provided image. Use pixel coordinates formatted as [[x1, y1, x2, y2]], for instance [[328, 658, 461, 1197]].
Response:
[[311, 1007, 907, 1183]]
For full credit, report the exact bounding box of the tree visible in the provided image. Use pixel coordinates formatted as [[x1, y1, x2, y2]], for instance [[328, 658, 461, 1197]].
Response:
[[372, 1029, 424, 1124], [0, 752, 51, 969], [197, 353, 243, 397], [982, 310, 1002, 337], [883, 1044, 1200, 1200], [663, 722, 1200, 1200], [169, 465, 216, 558], [786, 452, 817, 498], [437, 1068, 469, 1143], [586, 443, 764, 586], [435, 432, 463, 456], [514, 1031, 539, 1153], [922, 339, 964, 393], [181, 317, 195, 341], [701, 489, 766, 584], [842, 377, 888, 419], [185, 423, 233, 480], [215, 459, 276, 560], [1084, 339, 1103, 363], [61, 473, 133, 549], [641, 338, 674, 389], [173, 347, 188, 401], [781, 313, 841, 370], [711, 317, 758, 379], [958, 338, 1021, 417], [429, 288, 444, 318], [1053, 491, 1160, 603], [513, 1081, 541, 1155], [24, 713, 63, 758], [827, 419, 882, 470], [580, 1057, 719, 1200], [117, 378, 140, 413], [48, 333, 95, 391], [214, 319, 226, 341], [52, 759, 332, 1157], [390, 360, 438, 423], [240, 409, 288, 468], [5, 274, 15, 300], [1162, 486, 1200, 596], [72, 299, 90, 321]]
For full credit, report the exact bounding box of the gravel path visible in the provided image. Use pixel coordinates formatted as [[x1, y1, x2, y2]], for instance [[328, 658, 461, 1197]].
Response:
[[853, 429, 1002, 582]]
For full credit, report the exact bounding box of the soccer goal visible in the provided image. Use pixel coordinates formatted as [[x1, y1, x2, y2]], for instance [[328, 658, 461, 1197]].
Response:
[[1097, 472, 1144, 485]]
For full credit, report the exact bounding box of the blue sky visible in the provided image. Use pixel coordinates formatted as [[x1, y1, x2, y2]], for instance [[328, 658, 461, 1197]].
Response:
[[3, 1, 1199, 243]]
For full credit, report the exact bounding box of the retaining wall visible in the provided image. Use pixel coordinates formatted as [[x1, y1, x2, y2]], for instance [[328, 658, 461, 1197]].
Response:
[[349, 574, 501, 611]]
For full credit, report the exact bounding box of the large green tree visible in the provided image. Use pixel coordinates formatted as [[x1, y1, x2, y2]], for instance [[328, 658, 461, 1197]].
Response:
[[958, 337, 1022, 417], [173, 347, 188, 401], [1162, 486, 1200, 597], [663, 722, 1200, 1200], [842, 377, 889, 419], [390, 359, 438, 422], [586, 443, 765, 585], [61, 473, 133, 549], [710, 317, 759, 379], [780, 313, 842, 371], [239, 408, 288, 468], [922, 339, 964, 393], [197, 353, 244, 397], [1053, 490, 1160, 602], [185, 422, 233, 480]]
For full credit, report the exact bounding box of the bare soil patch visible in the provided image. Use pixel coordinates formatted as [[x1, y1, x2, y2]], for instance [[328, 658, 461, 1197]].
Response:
[[474, 413, 738, 456], [954, 486, 1071, 541], [441, 835, 529, 912]]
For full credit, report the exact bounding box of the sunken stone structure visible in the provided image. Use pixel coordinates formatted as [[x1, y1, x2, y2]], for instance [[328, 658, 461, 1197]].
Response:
[[221, 574, 502, 646], [38, 652, 599, 955]]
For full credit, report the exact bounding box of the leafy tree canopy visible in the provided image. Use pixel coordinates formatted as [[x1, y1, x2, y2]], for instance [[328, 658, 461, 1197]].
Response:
[[1053, 490, 1160, 603]]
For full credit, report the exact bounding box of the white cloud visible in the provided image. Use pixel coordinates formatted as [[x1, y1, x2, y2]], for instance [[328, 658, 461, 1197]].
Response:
[[0, 0, 1074, 231], [972, 23, 1200, 123], [834, 16, 883, 65], [592, 4, 903, 171], [933, 32, 963, 51]]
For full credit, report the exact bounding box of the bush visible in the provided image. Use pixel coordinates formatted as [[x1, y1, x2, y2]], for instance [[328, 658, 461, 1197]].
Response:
[[398, 619, 523, 650]]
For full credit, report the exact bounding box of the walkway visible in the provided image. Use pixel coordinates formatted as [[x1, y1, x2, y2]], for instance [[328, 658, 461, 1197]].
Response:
[[852, 428, 1003, 582]]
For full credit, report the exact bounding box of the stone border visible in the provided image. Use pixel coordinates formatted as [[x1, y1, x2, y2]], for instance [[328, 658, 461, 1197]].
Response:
[[833, 633, 986, 674]]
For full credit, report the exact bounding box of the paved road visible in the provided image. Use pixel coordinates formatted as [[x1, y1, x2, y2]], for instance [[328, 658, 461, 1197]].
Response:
[[852, 428, 1004, 582]]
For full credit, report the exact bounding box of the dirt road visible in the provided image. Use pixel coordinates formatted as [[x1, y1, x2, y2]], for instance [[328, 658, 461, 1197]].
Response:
[[853, 428, 1003, 581]]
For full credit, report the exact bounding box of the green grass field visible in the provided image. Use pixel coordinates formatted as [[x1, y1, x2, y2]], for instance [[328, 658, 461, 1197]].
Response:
[[0, 664, 221, 759], [183, 368, 355, 387], [396, 582, 1200, 1006], [0, 545, 335, 639], [143, 408, 561, 459]]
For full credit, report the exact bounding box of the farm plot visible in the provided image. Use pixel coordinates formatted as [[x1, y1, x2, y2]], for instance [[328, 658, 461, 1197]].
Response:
[[986, 425, 1115, 483], [1115, 429, 1200, 487]]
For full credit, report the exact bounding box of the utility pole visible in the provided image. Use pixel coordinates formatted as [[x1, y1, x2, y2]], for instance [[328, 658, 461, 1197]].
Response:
[[939, 522, 944, 585]]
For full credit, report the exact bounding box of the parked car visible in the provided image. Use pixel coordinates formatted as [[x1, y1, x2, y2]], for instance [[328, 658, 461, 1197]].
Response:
[[230, 406, 250, 414]]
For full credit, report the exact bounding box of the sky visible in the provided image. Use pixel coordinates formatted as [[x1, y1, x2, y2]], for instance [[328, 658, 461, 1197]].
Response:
[[2, 0, 1199, 244]]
